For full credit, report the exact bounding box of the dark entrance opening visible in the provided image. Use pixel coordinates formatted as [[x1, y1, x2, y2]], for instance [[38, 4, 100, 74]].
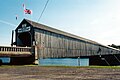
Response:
[[17, 32, 32, 47]]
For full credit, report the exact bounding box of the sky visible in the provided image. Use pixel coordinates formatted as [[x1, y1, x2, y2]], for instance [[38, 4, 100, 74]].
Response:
[[0, 0, 120, 46]]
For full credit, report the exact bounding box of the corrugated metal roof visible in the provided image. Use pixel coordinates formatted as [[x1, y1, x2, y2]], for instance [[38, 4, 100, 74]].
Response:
[[25, 19, 100, 45]]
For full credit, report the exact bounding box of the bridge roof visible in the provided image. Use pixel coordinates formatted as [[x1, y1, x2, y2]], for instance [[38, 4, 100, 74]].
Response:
[[24, 19, 100, 45]]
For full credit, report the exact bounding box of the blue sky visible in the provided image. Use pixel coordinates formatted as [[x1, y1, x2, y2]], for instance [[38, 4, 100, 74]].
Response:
[[0, 0, 120, 46]]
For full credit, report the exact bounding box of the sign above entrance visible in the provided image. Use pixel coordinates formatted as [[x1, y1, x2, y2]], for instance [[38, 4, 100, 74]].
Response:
[[18, 26, 31, 33]]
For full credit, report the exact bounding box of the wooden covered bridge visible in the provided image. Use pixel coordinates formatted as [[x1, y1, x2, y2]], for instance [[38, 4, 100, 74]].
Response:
[[1, 19, 120, 66]]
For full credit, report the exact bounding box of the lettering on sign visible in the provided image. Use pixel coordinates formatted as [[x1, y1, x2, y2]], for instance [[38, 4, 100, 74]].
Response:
[[18, 24, 31, 33]]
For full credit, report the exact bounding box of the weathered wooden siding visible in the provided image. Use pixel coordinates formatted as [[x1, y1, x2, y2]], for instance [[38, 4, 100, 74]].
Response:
[[34, 29, 120, 58]]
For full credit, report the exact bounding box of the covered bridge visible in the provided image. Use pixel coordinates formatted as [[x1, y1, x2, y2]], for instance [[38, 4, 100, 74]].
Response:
[[14, 19, 120, 66]]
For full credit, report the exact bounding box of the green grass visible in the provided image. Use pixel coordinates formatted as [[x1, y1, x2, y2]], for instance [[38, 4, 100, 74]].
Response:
[[40, 65, 120, 69], [1, 64, 120, 69], [88, 66, 120, 69]]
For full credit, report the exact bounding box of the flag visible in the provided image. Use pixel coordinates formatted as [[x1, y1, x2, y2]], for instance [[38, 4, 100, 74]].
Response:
[[16, 15, 18, 20], [22, 4, 32, 14], [24, 9, 32, 14]]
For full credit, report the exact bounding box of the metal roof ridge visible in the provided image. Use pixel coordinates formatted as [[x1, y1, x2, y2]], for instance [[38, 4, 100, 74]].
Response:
[[25, 19, 100, 45]]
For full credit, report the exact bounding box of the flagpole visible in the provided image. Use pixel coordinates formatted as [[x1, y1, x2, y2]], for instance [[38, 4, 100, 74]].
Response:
[[30, 10, 32, 20], [23, 4, 25, 19]]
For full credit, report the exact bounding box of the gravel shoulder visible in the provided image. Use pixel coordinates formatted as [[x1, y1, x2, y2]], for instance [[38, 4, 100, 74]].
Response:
[[0, 65, 120, 80]]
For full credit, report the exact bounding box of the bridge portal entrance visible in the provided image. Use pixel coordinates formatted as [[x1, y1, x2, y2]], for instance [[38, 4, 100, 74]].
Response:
[[17, 32, 32, 47]]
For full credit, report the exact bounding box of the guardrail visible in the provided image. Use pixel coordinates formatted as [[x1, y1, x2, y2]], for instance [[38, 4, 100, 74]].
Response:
[[0, 46, 31, 52], [0, 46, 32, 57]]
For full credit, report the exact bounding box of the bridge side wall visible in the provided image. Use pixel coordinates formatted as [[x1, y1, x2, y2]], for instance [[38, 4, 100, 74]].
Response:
[[34, 28, 120, 59]]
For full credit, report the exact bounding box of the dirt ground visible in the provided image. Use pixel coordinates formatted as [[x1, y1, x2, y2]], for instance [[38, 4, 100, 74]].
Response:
[[0, 65, 120, 80]]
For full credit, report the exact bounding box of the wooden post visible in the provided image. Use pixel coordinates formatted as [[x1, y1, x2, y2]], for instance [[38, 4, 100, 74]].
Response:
[[11, 30, 14, 46], [34, 46, 39, 65], [78, 57, 80, 66]]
